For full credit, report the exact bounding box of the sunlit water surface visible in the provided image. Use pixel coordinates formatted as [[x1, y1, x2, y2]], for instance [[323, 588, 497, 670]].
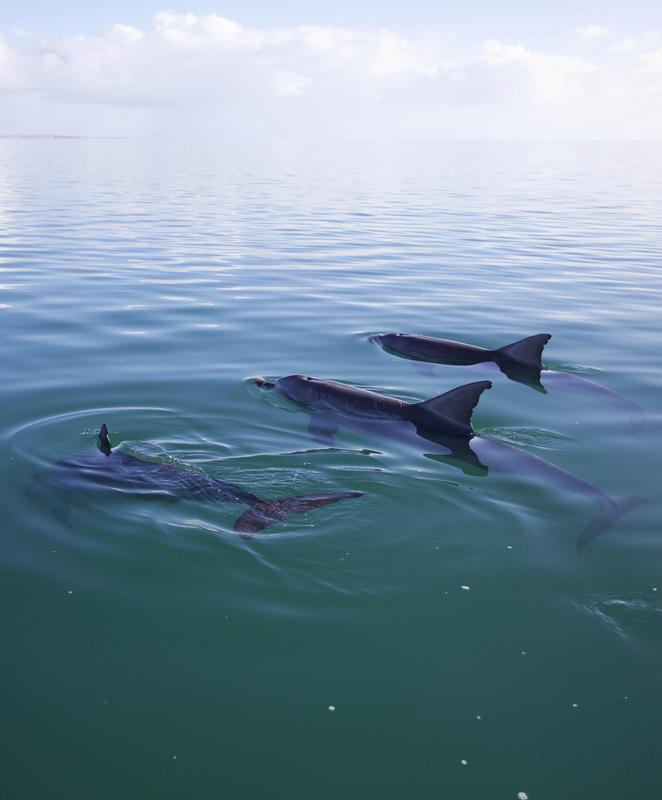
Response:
[[1, 140, 661, 799]]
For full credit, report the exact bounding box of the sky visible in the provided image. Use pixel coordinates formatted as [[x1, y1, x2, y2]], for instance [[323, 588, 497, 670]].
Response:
[[0, 1, 661, 139]]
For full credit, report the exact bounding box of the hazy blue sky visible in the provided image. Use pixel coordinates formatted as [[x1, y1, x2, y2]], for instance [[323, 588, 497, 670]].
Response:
[[1, 2, 660, 138], [2, 0, 660, 41]]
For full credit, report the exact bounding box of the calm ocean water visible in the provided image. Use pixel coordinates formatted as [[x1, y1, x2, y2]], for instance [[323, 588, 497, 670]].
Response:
[[1, 139, 661, 799]]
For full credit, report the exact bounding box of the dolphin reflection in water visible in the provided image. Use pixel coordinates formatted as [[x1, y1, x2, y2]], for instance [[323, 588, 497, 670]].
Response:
[[34, 424, 362, 536], [255, 376, 645, 552], [372, 332, 645, 426]]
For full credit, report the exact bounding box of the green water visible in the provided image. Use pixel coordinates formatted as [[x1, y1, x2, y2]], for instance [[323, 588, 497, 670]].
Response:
[[1, 139, 660, 799]]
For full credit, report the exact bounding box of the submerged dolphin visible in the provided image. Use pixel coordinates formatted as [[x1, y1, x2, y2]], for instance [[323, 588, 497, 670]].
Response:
[[34, 424, 361, 536], [372, 332, 646, 425], [255, 376, 644, 551]]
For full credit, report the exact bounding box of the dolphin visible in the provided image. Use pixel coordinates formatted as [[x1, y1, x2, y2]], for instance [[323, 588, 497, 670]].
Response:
[[373, 332, 551, 386], [33, 424, 362, 536], [372, 332, 646, 425], [255, 376, 645, 551]]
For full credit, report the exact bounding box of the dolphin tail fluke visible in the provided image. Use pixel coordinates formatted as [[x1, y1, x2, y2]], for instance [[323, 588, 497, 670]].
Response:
[[494, 333, 551, 369], [577, 495, 648, 554], [405, 380, 492, 436], [233, 491, 362, 537]]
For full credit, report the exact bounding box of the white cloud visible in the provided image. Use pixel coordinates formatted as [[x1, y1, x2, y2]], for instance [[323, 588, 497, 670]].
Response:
[[609, 31, 660, 55], [574, 24, 609, 41], [0, 35, 27, 90], [477, 39, 598, 104], [0, 13, 661, 139], [272, 69, 311, 97]]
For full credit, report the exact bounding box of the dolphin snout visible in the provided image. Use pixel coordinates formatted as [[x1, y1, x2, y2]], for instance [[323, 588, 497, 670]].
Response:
[[373, 333, 401, 348], [253, 377, 276, 389]]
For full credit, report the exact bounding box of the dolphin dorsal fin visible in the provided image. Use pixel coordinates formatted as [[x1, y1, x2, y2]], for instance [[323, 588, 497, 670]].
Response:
[[495, 333, 551, 369], [406, 381, 492, 436], [99, 424, 112, 456]]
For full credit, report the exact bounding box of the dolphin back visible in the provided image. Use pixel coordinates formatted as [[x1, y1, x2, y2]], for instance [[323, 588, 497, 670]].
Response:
[[233, 491, 362, 536], [494, 333, 551, 369], [403, 380, 492, 436]]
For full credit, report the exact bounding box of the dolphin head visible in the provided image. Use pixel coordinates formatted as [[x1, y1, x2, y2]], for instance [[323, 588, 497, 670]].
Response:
[[374, 333, 419, 358], [276, 375, 324, 405], [374, 333, 402, 350]]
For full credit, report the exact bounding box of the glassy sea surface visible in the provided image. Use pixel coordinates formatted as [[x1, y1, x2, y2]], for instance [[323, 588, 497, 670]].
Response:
[[1, 139, 661, 800]]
